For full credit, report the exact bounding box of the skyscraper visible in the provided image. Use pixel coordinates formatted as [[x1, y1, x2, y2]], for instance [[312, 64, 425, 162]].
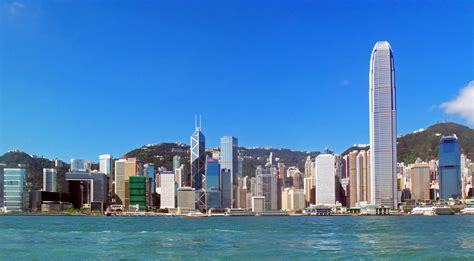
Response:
[[3, 168, 26, 211], [99, 154, 113, 177], [315, 154, 335, 205], [220, 136, 239, 208], [438, 135, 461, 200], [172, 155, 181, 173], [160, 171, 176, 209], [206, 158, 221, 209], [369, 41, 397, 209], [114, 157, 138, 206], [43, 168, 57, 192], [190, 118, 206, 209], [255, 165, 278, 211]]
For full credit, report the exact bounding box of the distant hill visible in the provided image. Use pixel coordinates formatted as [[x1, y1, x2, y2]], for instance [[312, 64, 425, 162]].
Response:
[[0, 151, 69, 191], [1, 122, 472, 190], [342, 122, 474, 164]]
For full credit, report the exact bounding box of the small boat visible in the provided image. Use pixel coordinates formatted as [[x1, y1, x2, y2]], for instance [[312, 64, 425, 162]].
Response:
[[185, 211, 208, 218], [460, 207, 474, 215]]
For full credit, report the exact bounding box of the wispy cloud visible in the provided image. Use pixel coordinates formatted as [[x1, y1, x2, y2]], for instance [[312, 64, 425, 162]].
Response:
[[441, 81, 474, 124], [340, 80, 349, 87], [7, 1, 25, 15]]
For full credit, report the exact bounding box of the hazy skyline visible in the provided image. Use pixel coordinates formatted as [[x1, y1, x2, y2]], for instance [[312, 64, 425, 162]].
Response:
[[1, 1, 473, 160]]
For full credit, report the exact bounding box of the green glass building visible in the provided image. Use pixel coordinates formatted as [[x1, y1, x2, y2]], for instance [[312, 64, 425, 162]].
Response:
[[129, 176, 147, 211]]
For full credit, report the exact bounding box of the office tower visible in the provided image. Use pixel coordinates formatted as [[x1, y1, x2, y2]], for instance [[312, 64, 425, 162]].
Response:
[[252, 196, 265, 212], [356, 151, 368, 203], [410, 162, 431, 201], [342, 155, 350, 179], [282, 188, 305, 211], [0, 164, 4, 207], [291, 170, 304, 189], [43, 168, 57, 192], [238, 177, 247, 209], [277, 162, 286, 209], [129, 176, 147, 210], [3, 168, 26, 211], [315, 154, 336, 205], [304, 177, 315, 205], [190, 120, 206, 209], [220, 169, 232, 208], [206, 158, 221, 209], [438, 135, 461, 199], [172, 155, 181, 173], [369, 41, 397, 209], [304, 156, 312, 178], [177, 187, 196, 211], [175, 165, 184, 188], [238, 152, 243, 178], [335, 154, 343, 179], [143, 163, 155, 207], [160, 171, 176, 209], [70, 159, 92, 172], [220, 136, 239, 208], [99, 154, 113, 177], [348, 151, 358, 207], [66, 171, 108, 209], [255, 165, 278, 210], [114, 158, 138, 206]]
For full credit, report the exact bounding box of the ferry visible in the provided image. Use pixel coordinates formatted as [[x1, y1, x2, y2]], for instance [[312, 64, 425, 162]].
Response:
[[410, 206, 453, 216], [460, 208, 474, 215], [185, 211, 208, 218], [225, 209, 255, 216]]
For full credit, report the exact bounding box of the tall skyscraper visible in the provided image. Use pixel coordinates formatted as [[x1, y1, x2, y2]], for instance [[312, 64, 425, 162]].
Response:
[[220, 136, 239, 208], [43, 168, 57, 192], [190, 119, 206, 209], [172, 155, 181, 173], [410, 162, 431, 201], [369, 41, 397, 208], [114, 158, 138, 206], [255, 165, 278, 211], [220, 169, 232, 208], [438, 135, 461, 200], [3, 168, 26, 211], [206, 158, 221, 209], [315, 154, 335, 205], [99, 154, 113, 177], [160, 171, 176, 209], [0, 164, 5, 207]]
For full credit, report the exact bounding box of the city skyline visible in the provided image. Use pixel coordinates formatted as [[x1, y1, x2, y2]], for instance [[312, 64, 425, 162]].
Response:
[[1, 1, 473, 161]]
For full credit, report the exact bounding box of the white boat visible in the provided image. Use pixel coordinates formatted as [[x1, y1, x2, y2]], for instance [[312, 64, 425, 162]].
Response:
[[185, 211, 208, 218], [410, 206, 453, 216], [460, 208, 474, 215]]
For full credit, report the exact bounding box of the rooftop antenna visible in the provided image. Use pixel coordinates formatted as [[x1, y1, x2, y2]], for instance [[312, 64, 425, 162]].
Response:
[[199, 115, 202, 130], [195, 115, 198, 130]]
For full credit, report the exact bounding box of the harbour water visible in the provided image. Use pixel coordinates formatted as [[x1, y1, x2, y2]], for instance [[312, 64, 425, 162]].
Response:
[[1, 216, 473, 259]]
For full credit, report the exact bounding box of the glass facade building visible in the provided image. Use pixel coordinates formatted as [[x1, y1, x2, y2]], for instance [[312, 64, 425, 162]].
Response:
[[255, 165, 278, 211], [438, 136, 461, 199], [3, 168, 26, 211], [191, 124, 206, 209], [220, 136, 238, 208], [206, 158, 221, 209], [99, 154, 112, 177], [369, 41, 397, 208], [220, 169, 232, 208], [43, 168, 57, 192]]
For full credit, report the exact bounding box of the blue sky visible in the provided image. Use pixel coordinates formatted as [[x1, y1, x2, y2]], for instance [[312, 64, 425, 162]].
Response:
[[1, 0, 473, 161]]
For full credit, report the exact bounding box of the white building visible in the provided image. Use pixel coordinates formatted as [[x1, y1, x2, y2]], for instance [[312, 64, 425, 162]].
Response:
[[160, 171, 176, 209], [315, 154, 335, 205], [252, 196, 265, 212], [99, 154, 113, 177], [43, 168, 57, 192], [369, 41, 397, 208]]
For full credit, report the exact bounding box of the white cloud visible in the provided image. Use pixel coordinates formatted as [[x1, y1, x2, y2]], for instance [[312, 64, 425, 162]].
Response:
[[441, 81, 474, 124]]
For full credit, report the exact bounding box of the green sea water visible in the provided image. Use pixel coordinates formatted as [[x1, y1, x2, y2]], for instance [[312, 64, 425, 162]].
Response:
[[1, 215, 473, 260]]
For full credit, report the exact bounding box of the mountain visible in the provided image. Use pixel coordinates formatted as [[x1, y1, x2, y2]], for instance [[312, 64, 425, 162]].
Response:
[[397, 122, 474, 163], [1, 122, 472, 190], [0, 151, 69, 192], [342, 122, 474, 164]]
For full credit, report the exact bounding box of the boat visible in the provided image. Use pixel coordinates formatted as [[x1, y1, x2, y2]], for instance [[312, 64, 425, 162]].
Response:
[[185, 211, 208, 218], [460, 208, 474, 215], [410, 206, 453, 216]]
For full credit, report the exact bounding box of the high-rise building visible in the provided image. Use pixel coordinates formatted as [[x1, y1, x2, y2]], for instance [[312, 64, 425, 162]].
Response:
[[206, 158, 221, 209], [356, 150, 369, 203], [177, 187, 196, 211], [70, 159, 92, 172], [220, 136, 239, 208], [143, 163, 155, 207], [0, 164, 5, 207], [348, 151, 358, 207], [43, 168, 57, 192], [172, 155, 181, 173], [160, 171, 176, 209], [438, 135, 461, 200], [190, 120, 206, 209], [369, 41, 397, 209], [66, 171, 108, 209], [315, 154, 335, 205], [99, 154, 113, 177], [255, 165, 278, 211], [114, 158, 138, 206], [129, 176, 147, 211], [3, 168, 26, 211], [410, 162, 431, 201], [220, 169, 232, 208]]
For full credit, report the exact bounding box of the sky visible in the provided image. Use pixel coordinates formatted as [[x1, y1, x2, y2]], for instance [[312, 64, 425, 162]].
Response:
[[1, 0, 473, 161]]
